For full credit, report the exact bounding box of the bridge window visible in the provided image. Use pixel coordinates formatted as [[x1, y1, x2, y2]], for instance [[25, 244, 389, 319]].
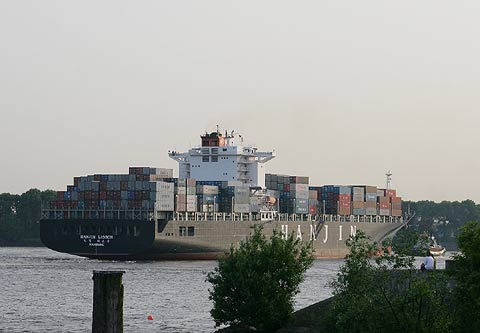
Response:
[[179, 226, 187, 236], [203, 156, 209, 162], [188, 226, 195, 237], [211, 156, 218, 162]]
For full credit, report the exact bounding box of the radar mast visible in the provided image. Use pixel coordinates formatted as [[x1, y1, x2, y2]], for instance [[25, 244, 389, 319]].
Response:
[[386, 171, 392, 190]]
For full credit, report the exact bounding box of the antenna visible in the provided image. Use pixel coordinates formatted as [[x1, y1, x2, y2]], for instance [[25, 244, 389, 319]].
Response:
[[216, 124, 220, 134], [385, 170, 392, 190]]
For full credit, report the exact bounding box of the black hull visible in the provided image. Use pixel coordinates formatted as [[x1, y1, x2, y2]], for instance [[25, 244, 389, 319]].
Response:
[[40, 219, 156, 260], [40, 219, 225, 260]]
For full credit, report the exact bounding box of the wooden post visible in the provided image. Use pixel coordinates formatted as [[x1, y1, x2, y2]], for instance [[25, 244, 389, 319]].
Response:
[[92, 271, 125, 333]]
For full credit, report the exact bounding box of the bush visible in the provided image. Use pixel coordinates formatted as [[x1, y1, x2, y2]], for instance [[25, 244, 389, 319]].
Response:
[[327, 231, 452, 333], [206, 225, 313, 332], [451, 221, 480, 332]]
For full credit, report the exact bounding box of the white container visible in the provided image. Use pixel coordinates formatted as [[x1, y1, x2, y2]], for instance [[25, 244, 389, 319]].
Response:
[[234, 204, 250, 213]]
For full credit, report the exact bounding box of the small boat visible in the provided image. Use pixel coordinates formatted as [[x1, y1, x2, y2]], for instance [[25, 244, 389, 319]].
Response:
[[429, 236, 446, 256]]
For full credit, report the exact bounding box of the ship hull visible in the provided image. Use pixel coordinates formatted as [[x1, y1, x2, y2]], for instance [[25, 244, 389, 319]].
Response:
[[40, 218, 403, 260]]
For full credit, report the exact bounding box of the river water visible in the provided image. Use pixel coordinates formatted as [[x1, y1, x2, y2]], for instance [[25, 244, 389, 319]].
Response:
[[0, 248, 452, 333]]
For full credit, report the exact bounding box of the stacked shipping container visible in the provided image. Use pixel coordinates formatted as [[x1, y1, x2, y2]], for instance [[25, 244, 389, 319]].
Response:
[[176, 178, 197, 212], [50, 168, 403, 218], [51, 167, 175, 218], [266, 174, 402, 217], [265, 174, 309, 214]]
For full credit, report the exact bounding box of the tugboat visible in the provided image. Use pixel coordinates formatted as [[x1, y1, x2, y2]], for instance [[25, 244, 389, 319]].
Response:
[[429, 236, 446, 256]]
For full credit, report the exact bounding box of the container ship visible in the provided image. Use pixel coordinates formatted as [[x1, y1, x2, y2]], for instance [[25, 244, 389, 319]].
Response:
[[40, 129, 407, 260]]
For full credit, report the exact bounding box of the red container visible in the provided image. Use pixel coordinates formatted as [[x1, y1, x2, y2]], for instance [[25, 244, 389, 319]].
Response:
[[91, 192, 99, 200], [284, 184, 290, 192], [309, 206, 318, 215], [385, 190, 397, 197], [392, 209, 402, 217], [99, 191, 107, 200], [379, 197, 390, 204], [380, 203, 390, 209], [339, 201, 351, 208], [390, 197, 402, 203], [57, 191, 65, 200], [85, 192, 92, 200], [94, 174, 101, 181], [113, 191, 120, 200], [339, 194, 351, 202]]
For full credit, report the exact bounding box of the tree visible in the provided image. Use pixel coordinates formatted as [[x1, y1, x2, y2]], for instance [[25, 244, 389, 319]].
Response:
[[326, 231, 452, 332], [206, 225, 314, 332], [451, 221, 480, 332], [0, 189, 56, 244]]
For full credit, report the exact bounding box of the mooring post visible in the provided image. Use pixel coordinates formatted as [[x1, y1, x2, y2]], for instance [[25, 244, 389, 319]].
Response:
[[92, 270, 125, 333]]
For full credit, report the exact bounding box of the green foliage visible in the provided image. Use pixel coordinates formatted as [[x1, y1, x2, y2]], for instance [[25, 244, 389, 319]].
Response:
[[206, 225, 314, 332], [391, 228, 425, 256], [0, 189, 55, 243], [404, 200, 480, 248], [327, 231, 452, 333], [451, 221, 480, 332]]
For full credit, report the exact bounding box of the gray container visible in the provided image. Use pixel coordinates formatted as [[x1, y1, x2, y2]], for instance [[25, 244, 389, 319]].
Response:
[[197, 185, 219, 195], [353, 194, 365, 202], [379, 209, 390, 216], [352, 208, 366, 215], [365, 193, 376, 201], [155, 197, 175, 211], [149, 168, 173, 178], [291, 190, 309, 199], [337, 186, 351, 195], [234, 204, 250, 213]]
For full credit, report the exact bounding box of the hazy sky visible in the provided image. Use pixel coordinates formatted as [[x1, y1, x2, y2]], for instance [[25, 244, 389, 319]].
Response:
[[1, 1, 479, 202]]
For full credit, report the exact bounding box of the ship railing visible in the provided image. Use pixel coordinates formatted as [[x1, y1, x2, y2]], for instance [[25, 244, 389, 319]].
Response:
[[171, 212, 403, 223], [41, 208, 157, 221], [42, 208, 404, 224]]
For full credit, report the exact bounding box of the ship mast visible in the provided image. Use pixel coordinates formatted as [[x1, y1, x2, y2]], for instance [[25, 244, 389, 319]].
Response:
[[385, 170, 392, 190]]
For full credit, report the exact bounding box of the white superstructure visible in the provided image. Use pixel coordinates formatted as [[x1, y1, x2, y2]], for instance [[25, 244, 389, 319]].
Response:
[[168, 130, 275, 187]]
